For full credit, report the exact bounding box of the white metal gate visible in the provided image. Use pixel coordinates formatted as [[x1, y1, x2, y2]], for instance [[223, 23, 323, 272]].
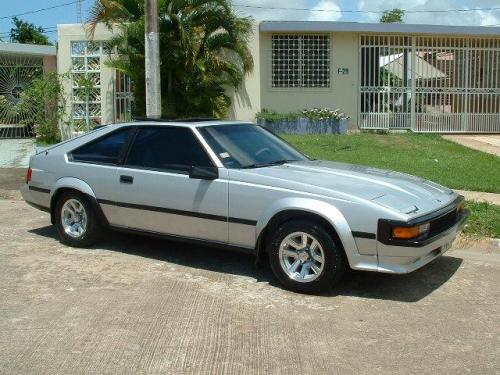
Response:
[[359, 35, 500, 133], [0, 54, 43, 138]]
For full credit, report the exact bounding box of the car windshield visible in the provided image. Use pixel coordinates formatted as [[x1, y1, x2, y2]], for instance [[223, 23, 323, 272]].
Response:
[[198, 124, 308, 169]]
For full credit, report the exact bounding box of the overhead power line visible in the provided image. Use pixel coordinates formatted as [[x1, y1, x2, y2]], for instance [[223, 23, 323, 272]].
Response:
[[77, 0, 84, 23], [0, 27, 58, 37], [0, 1, 81, 20], [0, 1, 497, 36], [233, 3, 500, 14], [2, 0, 500, 21]]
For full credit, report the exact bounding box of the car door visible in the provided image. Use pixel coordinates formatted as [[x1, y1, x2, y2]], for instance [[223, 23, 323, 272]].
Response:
[[109, 125, 229, 243], [67, 126, 135, 226]]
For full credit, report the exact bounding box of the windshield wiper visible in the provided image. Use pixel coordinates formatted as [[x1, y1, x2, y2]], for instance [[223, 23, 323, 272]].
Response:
[[241, 159, 298, 169]]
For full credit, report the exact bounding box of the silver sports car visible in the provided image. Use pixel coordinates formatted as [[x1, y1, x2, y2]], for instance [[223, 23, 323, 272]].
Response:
[[21, 120, 469, 293]]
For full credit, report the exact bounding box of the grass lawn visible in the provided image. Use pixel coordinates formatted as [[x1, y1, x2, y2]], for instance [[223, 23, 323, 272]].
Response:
[[464, 201, 500, 238], [284, 133, 500, 193]]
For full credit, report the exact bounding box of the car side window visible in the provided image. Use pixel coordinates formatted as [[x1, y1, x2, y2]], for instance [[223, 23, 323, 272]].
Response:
[[124, 127, 213, 173], [71, 127, 133, 165]]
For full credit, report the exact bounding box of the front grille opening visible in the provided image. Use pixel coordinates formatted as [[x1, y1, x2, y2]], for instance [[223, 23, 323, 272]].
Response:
[[429, 209, 458, 237]]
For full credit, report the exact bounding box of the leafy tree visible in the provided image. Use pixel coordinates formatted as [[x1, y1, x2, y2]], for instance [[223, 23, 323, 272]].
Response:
[[88, 0, 254, 118], [9, 17, 52, 45], [380, 8, 405, 23]]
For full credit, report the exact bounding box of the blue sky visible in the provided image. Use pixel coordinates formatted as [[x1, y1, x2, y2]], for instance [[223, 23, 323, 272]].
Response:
[[1, 0, 499, 42], [0, 0, 95, 41]]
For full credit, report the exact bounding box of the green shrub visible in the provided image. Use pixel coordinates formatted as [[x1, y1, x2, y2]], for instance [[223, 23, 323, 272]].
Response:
[[19, 71, 67, 144], [255, 109, 300, 122]]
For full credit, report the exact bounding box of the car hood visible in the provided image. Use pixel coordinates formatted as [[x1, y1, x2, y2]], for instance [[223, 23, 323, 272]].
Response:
[[238, 160, 457, 215]]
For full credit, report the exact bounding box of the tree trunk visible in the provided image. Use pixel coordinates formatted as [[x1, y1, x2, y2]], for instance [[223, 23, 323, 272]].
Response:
[[168, 70, 173, 96]]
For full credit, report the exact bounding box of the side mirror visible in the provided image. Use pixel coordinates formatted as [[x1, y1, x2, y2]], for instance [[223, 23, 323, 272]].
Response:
[[189, 166, 219, 180]]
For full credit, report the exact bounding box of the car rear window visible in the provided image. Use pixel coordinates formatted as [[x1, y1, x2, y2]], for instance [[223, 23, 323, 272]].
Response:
[[70, 127, 133, 165]]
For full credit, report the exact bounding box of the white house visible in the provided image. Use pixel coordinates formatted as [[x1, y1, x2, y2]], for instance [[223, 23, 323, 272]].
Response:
[[52, 21, 500, 134]]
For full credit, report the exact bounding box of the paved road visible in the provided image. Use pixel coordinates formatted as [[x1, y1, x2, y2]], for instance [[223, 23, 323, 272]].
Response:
[[0, 199, 499, 374]]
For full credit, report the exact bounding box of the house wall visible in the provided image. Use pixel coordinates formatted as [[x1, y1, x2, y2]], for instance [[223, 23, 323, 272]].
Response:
[[228, 23, 261, 122], [57, 24, 116, 139], [42, 56, 57, 73], [258, 32, 359, 129], [56, 23, 361, 129], [229, 27, 360, 128], [54, 22, 500, 133]]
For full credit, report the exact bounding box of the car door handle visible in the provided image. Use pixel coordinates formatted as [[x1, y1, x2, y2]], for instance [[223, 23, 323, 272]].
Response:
[[120, 175, 134, 184]]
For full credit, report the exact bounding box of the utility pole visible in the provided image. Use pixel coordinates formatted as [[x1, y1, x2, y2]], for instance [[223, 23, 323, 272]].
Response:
[[76, 0, 83, 23], [145, 0, 161, 118]]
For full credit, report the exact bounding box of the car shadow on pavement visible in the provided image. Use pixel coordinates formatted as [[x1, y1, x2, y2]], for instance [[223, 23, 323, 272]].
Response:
[[329, 256, 462, 302], [29, 225, 462, 303]]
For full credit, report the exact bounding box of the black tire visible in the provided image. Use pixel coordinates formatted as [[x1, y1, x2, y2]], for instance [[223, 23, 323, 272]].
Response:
[[55, 191, 105, 248], [267, 219, 346, 294]]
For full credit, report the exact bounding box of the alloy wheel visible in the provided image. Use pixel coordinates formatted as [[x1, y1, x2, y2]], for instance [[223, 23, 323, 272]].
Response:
[[278, 231, 325, 283], [61, 198, 88, 239]]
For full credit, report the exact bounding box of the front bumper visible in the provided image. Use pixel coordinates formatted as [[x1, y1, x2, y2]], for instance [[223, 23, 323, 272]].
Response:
[[376, 206, 469, 274]]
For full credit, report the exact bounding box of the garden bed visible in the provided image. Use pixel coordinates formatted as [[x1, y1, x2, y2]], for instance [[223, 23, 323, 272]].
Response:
[[258, 118, 348, 135], [256, 108, 349, 135]]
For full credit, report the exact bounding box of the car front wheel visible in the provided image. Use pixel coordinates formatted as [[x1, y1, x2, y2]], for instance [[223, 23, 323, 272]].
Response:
[[268, 220, 346, 294], [55, 191, 104, 247]]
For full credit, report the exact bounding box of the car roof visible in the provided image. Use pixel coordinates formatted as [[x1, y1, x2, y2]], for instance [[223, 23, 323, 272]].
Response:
[[111, 120, 254, 128]]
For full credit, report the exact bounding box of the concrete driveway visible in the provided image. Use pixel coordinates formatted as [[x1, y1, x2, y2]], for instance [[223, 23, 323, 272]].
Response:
[[443, 135, 500, 157], [0, 199, 499, 374], [0, 139, 35, 168]]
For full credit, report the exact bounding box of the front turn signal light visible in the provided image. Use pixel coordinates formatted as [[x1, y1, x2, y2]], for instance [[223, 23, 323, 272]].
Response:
[[392, 223, 430, 240]]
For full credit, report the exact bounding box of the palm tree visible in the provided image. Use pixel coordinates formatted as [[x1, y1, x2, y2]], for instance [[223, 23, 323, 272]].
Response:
[[88, 0, 254, 118]]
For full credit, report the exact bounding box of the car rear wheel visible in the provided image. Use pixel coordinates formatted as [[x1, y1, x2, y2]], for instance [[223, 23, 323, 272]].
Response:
[[267, 220, 346, 294], [55, 191, 104, 247]]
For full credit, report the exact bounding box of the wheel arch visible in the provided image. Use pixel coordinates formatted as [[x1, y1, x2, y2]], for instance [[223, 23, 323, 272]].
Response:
[[49, 177, 106, 226], [255, 198, 359, 266]]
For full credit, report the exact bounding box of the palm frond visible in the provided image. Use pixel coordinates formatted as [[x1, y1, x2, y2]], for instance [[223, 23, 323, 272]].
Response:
[[92, 0, 254, 117], [87, 0, 135, 37]]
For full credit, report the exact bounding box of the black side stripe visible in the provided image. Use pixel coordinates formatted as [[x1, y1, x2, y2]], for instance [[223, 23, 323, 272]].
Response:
[[352, 231, 376, 240], [228, 217, 258, 226], [110, 225, 256, 255], [29, 186, 50, 194], [97, 199, 257, 226]]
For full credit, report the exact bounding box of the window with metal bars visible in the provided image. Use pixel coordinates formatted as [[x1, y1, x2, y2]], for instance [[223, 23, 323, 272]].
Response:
[[71, 41, 105, 131], [115, 70, 134, 123], [272, 34, 330, 88]]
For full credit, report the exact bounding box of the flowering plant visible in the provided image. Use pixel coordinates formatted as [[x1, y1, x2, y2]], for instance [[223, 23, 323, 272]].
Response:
[[301, 108, 348, 121], [256, 107, 349, 122]]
